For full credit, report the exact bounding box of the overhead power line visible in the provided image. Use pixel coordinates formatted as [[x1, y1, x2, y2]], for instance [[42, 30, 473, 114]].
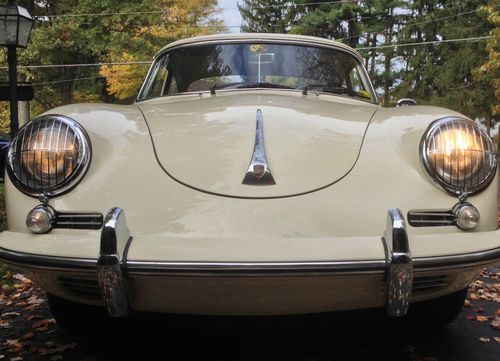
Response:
[[0, 35, 492, 71], [34, 1, 359, 18], [0, 61, 152, 70], [32, 6, 484, 33], [337, 9, 481, 42], [30, 76, 105, 86], [357, 35, 493, 50]]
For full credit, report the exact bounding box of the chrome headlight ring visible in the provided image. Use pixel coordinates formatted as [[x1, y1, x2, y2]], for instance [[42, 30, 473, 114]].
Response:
[[7, 114, 92, 198], [420, 116, 497, 196]]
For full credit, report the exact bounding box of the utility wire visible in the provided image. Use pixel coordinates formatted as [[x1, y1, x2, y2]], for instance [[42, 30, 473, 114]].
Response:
[[1, 35, 492, 70], [34, 1, 359, 18], [33, 7, 483, 31], [356, 35, 493, 50], [337, 9, 481, 42], [30, 76, 105, 86], [0, 61, 152, 70]]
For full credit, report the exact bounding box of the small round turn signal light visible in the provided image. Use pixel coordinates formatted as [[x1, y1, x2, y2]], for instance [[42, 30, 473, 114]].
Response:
[[26, 206, 53, 234], [454, 203, 480, 230]]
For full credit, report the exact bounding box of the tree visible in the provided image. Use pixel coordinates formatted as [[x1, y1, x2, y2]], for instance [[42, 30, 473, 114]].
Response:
[[290, 0, 365, 48], [360, 0, 406, 105], [394, 1, 495, 126], [474, 0, 500, 147], [0, 0, 221, 127], [290, 0, 405, 105], [100, 0, 222, 100], [238, 0, 299, 33]]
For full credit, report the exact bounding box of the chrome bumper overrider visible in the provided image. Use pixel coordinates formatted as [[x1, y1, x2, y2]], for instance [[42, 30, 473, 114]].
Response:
[[96, 208, 131, 317], [383, 208, 412, 317], [0, 207, 499, 318]]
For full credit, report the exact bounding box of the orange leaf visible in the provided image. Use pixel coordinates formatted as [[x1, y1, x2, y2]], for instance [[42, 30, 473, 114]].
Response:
[[476, 315, 488, 322], [21, 332, 34, 340], [469, 293, 479, 300]]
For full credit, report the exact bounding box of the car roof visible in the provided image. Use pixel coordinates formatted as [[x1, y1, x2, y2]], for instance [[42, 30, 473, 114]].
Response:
[[154, 33, 364, 62]]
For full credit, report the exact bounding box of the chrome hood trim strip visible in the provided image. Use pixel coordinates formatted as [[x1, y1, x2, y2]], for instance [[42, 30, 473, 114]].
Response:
[[242, 109, 276, 185]]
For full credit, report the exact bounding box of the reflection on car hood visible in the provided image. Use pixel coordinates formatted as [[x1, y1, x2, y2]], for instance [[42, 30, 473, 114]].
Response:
[[138, 90, 377, 199]]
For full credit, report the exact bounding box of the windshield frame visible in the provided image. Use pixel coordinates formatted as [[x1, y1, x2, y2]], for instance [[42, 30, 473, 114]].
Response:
[[136, 39, 379, 104]]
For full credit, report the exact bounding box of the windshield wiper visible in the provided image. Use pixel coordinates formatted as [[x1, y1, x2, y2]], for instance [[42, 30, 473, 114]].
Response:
[[210, 82, 293, 94], [297, 84, 372, 100], [325, 87, 373, 100]]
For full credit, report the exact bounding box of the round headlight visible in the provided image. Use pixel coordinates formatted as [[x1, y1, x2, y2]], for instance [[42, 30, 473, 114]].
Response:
[[421, 117, 497, 195], [7, 115, 91, 197]]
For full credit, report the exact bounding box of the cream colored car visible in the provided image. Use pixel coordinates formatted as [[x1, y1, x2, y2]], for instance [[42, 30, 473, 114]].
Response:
[[1, 33, 498, 331]]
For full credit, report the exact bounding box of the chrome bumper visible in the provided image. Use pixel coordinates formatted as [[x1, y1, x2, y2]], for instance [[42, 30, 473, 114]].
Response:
[[95, 208, 419, 318], [0, 207, 499, 318]]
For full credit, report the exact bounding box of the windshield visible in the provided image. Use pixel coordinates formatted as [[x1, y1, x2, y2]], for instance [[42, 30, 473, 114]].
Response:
[[138, 42, 376, 102]]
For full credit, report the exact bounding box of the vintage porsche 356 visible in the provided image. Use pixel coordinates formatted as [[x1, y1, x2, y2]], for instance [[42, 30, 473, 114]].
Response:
[[0, 33, 498, 331]]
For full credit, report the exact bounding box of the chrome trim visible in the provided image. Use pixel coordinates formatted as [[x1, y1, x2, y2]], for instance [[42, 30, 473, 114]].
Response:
[[59, 277, 101, 298], [0, 247, 96, 271], [453, 203, 480, 230], [408, 202, 482, 229], [396, 98, 417, 107], [126, 260, 387, 276], [242, 109, 276, 185], [26, 205, 54, 234], [412, 275, 449, 292], [97, 208, 130, 317], [25, 204, 103, 231], [383, 208, 413, 317], [420, 116, 498, 196], [408, 209, 455, 227], [0, 246, 498, 276], [413, 247, 500, 269], [53, 212, 103, 230], [6, 114, 92, 198]]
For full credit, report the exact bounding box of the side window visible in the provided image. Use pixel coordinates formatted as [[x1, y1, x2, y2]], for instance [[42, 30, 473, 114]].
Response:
[[148, 56, 169, 98], [149, 66, 168, 97], [141, 55, 169, 99], [349, 67, 364, 92], [167, 76, 178, 94]]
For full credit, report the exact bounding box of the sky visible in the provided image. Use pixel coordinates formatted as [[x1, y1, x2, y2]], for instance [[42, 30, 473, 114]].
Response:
[[218, 0, 243, 33]]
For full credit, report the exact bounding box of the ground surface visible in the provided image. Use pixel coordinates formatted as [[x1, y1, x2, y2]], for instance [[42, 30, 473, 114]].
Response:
[[0, 188, 499, 360]]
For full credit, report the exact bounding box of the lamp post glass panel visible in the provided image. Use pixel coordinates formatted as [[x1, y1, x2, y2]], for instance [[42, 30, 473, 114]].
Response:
[[0, 0, 33, 136]]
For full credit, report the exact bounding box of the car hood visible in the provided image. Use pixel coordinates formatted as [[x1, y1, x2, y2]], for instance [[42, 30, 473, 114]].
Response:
[[138, 91, 377, 198]]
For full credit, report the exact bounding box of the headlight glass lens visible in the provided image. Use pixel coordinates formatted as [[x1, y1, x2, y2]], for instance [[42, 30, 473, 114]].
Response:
[[421, 117, 497, 195], [7, 115, 91, 197]]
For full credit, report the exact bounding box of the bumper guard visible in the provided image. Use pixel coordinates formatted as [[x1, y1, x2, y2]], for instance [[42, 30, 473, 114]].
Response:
[[97, 208, 131, 317], [383, 208, 413, 317]]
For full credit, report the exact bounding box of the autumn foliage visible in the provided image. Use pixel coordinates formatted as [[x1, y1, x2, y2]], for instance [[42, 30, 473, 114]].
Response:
[[100, 0, 222, 100]]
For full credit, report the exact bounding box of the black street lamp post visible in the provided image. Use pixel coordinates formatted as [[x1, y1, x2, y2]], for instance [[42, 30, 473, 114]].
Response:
[[0, 0, 33, 136]]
